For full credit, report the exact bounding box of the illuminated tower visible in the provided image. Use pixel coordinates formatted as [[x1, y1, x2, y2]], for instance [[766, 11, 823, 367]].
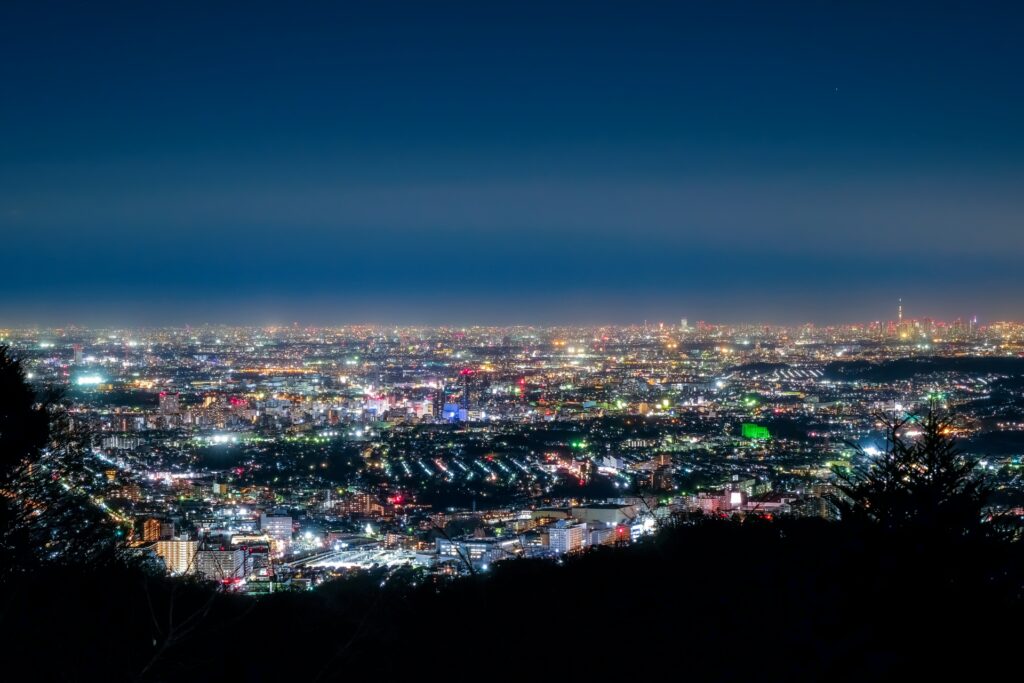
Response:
[[72, 344, 83, 364], [895, 298, 909, 340], [432, 381, 445, 417], [459, 368, 474, 410]]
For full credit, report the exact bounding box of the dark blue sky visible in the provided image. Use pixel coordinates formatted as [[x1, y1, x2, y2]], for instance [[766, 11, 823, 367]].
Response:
[[2, 1, 1023, 325]]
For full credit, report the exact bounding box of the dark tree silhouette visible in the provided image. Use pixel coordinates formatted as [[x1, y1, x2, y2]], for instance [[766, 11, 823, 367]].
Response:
[[0, 345, 53, 569], [0, 346, 114, 573], [834, 408, 989, 540], [0, 345, 50, 479]]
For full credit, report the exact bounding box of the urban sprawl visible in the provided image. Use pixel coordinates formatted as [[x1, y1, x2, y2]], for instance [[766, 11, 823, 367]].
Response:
[[6, 311, 1024, 591]]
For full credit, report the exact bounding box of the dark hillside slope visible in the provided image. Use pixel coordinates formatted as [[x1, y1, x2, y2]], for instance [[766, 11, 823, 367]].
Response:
[[5, 519, 1021, 681]]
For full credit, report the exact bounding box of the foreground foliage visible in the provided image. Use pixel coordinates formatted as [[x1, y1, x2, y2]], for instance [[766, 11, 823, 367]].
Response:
[[2, 517, 1021, 681]]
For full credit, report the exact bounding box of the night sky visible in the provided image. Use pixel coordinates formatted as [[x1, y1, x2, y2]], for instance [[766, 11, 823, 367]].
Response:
[[2, 1, 1023, 325]]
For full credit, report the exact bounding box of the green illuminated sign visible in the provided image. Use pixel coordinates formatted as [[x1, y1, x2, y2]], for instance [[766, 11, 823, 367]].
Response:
[[741, 423, 770, 440]]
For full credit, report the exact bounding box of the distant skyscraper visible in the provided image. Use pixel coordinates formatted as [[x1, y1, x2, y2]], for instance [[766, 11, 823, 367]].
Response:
[[680, 318, 688, 331], [459, 369, 474, 410], [72, 344, 83, 364], [895, 298, 913, 339], [433, 381, 445, 418]]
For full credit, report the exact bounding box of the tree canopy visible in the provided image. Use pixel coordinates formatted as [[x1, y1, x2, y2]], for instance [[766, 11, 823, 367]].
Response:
[[834, 409, 990, 541], [0, 345, 50, 480]]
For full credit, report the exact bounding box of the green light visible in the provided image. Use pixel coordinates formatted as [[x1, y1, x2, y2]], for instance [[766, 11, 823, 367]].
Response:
[[741, 423, 770, 440]]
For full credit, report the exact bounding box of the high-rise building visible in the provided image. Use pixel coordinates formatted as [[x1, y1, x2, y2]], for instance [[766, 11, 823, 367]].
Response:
[[260, 513, 293, 543], [154, 539, 198, 575], [459, 368, 474, 410], [143, 518, 175, 542], [196, 548, 246, 581], [72, 344, 83, 364], [548, 519, 587, 555], [432, 383, 445, 418]]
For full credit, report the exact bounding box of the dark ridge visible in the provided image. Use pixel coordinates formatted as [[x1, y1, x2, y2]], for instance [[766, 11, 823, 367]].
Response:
[[6, 519, 1020, 681], [824, 356, 1024, 382]]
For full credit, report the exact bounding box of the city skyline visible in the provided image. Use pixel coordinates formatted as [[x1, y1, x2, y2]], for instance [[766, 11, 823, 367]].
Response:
[[0, 311, 1000, 329], [0, 297, 1004, 329], [3, 2, 1024, 323]]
